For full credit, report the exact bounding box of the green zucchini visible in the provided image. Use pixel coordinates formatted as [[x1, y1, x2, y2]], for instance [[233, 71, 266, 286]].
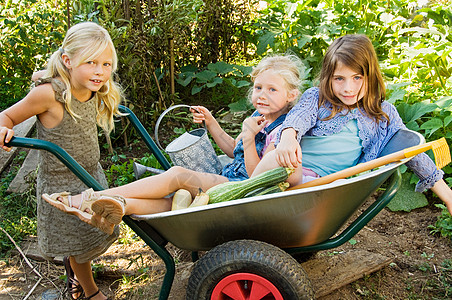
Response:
[[247, 182, 290, 197], [207, 167, 293, 204]]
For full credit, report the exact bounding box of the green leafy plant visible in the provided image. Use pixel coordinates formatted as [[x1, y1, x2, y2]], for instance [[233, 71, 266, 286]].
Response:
[[429, 204, 452, 239], [105, 152, 164, 187], [387, 173, 429, 212], [0, 0, 66, 109]]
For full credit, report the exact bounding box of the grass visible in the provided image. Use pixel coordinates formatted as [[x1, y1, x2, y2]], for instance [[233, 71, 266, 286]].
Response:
[[429, 204, 452, 239]]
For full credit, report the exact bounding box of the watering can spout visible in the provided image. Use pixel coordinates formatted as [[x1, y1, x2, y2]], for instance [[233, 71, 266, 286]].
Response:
[[133, 162, 165, 180]]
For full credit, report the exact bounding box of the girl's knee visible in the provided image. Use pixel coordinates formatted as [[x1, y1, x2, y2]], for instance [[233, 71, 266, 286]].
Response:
[[168, 166, 191, 176], [287, 167, 304, 186]]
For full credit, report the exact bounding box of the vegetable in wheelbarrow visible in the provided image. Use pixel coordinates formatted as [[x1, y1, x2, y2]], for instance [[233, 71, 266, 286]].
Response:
[[207, 167, 293, 204], [245, 181, 290, 198], [189, 191, 210, 207], [171, 189, 193, 210]]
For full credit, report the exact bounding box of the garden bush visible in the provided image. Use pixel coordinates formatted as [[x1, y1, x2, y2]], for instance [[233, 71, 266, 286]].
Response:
[[0, 0, 66, 109]]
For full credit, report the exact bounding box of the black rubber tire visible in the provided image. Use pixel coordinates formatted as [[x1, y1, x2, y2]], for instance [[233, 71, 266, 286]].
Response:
[[185, 239, 315, 300]]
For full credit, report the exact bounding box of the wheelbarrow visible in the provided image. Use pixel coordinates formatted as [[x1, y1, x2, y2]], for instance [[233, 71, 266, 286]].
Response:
[[7, 105, 423, 299]]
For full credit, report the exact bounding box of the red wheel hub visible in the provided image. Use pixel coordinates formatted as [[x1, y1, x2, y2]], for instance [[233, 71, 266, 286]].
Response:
[[211, 273, 284, 300]]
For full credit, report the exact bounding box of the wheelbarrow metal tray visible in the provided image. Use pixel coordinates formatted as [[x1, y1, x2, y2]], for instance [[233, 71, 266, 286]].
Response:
[[132, 161, 404, 251]]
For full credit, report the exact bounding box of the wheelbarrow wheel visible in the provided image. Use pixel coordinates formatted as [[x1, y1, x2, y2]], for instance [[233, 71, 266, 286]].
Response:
[[186, 239, 315, 300]]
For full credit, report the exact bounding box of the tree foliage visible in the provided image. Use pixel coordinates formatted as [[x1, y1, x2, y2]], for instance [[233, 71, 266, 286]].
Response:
[[0, 0, 67, 109], [2, 0, 452, 184]]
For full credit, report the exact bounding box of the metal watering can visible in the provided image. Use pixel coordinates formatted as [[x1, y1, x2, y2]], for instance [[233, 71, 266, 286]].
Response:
[[154, 104, 222, 174]]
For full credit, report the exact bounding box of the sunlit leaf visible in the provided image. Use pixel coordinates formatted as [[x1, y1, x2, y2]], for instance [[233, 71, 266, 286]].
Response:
[[396, 102, 438, 123], [420, 118, 443, 137], [257, 31, 276, 55]]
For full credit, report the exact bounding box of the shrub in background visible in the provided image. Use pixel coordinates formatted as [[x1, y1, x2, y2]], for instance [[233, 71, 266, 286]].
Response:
[[0, 0, 66, 109]]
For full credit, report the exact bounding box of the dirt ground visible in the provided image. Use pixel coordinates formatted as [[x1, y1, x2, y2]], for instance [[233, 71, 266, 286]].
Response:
[[1, 193, 451, 300]]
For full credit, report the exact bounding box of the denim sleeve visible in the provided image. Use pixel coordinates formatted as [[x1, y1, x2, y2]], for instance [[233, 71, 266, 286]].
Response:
[[406, 153, 444, 192], [276, 87, 320, 145], [384, 102, 443, 191]]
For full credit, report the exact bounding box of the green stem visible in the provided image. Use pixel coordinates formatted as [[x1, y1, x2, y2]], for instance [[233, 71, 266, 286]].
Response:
[[430, 59, 450, 96]]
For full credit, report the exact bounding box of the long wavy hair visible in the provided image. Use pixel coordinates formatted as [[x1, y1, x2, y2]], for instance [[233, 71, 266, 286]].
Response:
[[318, 34, 388, 122], [44, 22, 122, 133]]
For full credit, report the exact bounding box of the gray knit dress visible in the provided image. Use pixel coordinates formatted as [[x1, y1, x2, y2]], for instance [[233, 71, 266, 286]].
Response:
[[35, 78, 119, 264]]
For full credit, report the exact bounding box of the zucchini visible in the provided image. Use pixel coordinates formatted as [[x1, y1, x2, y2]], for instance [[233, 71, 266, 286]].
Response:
[[207, 167, 293, 204], [246, 182, 290, 197]]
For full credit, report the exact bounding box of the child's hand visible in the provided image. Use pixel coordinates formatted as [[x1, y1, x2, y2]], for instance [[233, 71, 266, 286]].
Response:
[[275, 128, 302, 169], [31, 70, 46, 82], [190, 106, 214, 126], [241, 116, 267, 142], [0, 126, 14, 152]]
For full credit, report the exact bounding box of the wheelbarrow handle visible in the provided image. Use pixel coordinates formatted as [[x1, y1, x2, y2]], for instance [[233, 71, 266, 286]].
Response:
[[4, 106, 171, 188], [5, 136, 104, 191], [118, 105, 171, 170]]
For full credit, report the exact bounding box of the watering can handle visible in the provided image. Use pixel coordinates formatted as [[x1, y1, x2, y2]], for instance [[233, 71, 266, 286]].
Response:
[[154, 104, 206, 151]]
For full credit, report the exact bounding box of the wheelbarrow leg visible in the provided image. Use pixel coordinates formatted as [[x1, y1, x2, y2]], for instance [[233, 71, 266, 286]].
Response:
[[122, 216, 175, 300]]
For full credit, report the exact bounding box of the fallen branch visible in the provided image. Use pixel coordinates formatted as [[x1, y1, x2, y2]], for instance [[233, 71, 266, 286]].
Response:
[[0, 226, 62, 294], [0, 226, 44, 299], [23, 277, 42, 300], [0, 226, 42, 278]]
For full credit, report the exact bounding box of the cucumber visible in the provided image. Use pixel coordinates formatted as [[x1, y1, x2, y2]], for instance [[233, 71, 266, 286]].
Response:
[[207, 167, 293, 204], [245, 182, 290, 197]]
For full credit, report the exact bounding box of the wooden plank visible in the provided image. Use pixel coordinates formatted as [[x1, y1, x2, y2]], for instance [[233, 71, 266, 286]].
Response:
[[301, 249, 393, 298], [0, 116, 36, 174]]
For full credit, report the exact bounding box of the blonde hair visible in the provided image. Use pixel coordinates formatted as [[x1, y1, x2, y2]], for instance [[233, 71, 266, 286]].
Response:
[[45, 22, 122, 133], [249, 54, 304, 109], [318, 34, 388, 122]]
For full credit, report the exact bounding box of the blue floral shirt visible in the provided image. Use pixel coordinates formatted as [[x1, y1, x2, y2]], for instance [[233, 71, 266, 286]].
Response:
[[277, 87, 443, 192]]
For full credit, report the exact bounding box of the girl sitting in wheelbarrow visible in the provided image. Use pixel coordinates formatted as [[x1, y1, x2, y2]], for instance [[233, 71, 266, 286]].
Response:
[[252, 34, 452, 215], [42, 53, 305, 234]]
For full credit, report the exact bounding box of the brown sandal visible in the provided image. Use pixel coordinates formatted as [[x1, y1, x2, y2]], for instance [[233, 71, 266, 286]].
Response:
[[63, 257, 85, 300], [83, 289, 99, 299], [91, 195, 127, 225]]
